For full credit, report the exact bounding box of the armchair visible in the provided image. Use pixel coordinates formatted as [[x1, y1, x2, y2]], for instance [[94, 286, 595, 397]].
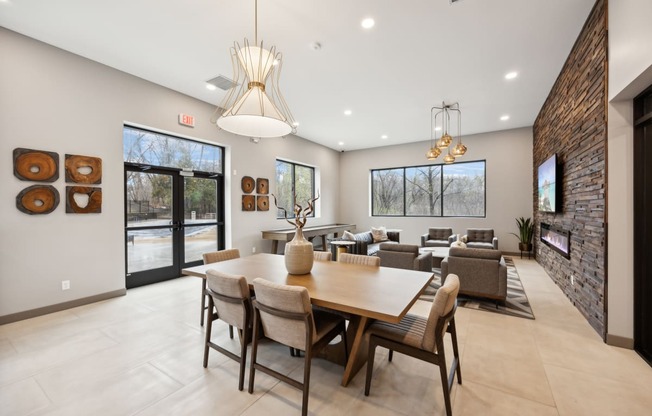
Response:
[[421, 227, 456, 247], [463, 228, 498, 250], [441, 247, 507, 302], [377, 243, 432, 272]]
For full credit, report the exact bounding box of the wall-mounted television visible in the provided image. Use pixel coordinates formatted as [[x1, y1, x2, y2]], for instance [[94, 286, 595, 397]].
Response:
[[538, 154, 558, 212]]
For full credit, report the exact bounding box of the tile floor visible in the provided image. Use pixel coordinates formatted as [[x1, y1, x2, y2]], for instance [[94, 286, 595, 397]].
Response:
[[1, 258, 651, 415]]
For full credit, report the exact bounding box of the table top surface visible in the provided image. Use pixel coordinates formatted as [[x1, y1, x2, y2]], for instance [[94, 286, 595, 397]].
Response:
[[183, 253, 433, 323], [419, 247, 450, 258]]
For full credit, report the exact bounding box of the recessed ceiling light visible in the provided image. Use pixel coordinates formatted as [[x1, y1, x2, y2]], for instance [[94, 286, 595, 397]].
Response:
[[381, 135, 388, 139], [434, 126, 442, 131], [206, 83, 217, 91], [505, 71, 518, 80], [500, 115, 510, 121], [338, 141, 344, 146], [361, 18, 375, 29], [344, 110, 352, 116]]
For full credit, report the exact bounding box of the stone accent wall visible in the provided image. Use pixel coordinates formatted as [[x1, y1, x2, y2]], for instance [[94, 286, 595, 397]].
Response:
[[533, 0, 607, 337]]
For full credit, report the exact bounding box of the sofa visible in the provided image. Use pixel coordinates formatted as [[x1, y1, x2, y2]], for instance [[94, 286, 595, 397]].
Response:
[[376, 243, 432, 272], [421, 227, 456, 247], [463, 228, 498, 250], [339, 229, 400, 256], [441, 247, 507, 301]]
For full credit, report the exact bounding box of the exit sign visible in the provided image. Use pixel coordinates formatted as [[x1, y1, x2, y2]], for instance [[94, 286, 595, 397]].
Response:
[[178, 113, 195, 127]]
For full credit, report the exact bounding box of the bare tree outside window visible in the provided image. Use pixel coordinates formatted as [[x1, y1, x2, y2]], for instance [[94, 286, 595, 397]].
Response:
[[275, 160, 315, 219], [372, 169, 404, 215]]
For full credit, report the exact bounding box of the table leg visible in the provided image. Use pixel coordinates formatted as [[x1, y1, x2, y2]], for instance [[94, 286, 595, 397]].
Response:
[[341, 315, 371, 387], [321, 235, 327, 251], [271, 240, 279, 254]]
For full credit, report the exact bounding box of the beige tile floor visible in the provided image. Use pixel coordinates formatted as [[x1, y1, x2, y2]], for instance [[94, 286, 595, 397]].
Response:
[[1, 258, 651, 415]]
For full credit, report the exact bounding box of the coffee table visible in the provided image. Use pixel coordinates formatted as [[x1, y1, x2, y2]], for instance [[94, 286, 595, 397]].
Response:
[[419, 246, 450, 268]]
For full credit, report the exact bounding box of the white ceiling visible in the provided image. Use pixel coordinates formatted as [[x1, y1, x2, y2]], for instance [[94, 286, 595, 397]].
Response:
[[0, 0, 595, 151]]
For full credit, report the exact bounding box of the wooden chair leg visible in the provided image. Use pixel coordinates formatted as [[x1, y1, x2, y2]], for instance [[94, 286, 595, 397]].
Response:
[[302, 349, 312, 416], [450, 318, 462, 384], [248, 312, 261, 394], [438, 347, 453, 416], [202, 299, 213, 368], [238, 325, 249, 391], [200, 279, 207, 326], [388, 349, 393, 362], [364, 336, 377, 396], [229, 324, 234, 339]]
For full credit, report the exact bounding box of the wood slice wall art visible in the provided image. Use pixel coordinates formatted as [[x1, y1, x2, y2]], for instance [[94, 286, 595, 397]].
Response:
[[257, 195, 269, 211], [16, 185, 60, 215], [65, 154, 102, 184], [66, 186, 102, 214], [13, 148, 59, 182], [242, 195, 255, 211], [256, 178, 269, 194], [241, 176, 255, 193]]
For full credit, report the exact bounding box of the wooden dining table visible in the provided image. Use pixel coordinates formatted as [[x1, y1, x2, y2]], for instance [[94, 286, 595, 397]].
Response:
[[182, 253, 434, 387]]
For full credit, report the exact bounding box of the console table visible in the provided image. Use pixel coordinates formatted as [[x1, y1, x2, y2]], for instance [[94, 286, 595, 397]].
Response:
[[262, 223, 356, 254]]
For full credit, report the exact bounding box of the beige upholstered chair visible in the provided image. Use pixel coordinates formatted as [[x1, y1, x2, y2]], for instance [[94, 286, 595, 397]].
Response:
[[203, 270, 252, 390], [364, 274, 462, 416], [202, 249, 241, 333], [338, 252, 381, 267], [248, 278, 347, 416], [313, 251, 332, 261], [377, 243, 432, 272]]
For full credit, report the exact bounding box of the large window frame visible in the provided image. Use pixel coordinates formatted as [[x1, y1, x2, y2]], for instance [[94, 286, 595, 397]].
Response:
[[275, 159, 316, 219], [371, 160, 486, 218]]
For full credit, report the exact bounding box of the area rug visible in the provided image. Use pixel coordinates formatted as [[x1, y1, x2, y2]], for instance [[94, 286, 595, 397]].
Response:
[[420, 257, 535, 320]]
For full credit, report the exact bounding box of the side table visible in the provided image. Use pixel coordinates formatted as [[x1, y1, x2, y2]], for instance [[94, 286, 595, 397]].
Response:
[[329, 240, 356, 261]]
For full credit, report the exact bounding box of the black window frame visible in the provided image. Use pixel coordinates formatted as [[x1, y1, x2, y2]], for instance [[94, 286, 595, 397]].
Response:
[[371, 159, 487, 218], [275, 159, 316, 219]]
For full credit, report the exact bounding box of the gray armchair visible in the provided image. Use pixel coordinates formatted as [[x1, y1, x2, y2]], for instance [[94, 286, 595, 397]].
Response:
[[377, 243, 432, 272], [463, 228, 498, 250], [421, 227, 456, 247], [441, 247, 507, 301]]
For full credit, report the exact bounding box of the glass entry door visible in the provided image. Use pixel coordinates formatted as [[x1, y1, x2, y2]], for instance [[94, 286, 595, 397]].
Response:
[[125, 167, 222, 288]]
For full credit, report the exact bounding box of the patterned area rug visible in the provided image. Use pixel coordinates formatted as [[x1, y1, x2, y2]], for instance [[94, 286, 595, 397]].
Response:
[[420, 257, 535, 320]]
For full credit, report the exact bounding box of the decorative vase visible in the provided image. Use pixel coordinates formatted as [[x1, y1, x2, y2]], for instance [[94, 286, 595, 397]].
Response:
[[284, 227, 314, 274]]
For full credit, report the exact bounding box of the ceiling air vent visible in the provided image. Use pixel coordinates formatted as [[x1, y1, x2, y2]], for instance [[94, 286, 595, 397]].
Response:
[[206, 75, 238, 91]]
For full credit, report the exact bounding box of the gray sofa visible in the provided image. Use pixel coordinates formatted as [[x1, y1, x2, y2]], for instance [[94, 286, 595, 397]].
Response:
[[463, 228, 498, 250], [421, 227, 456, 247], [376, 243, 432, 272], [339, 230, 400, 256], [441, 247, 507, 301]]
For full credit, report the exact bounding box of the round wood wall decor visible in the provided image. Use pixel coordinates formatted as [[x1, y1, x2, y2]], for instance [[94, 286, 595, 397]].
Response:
[[13, 148, 59, 182], [257, 195, 269, 211], [242, 195, 255, 211], [65, 154, 102, 184], [256, 178, 269, 194], [66, 186, 102, 214], [16, 185, 60, 215], [241, 176, 255, 193]]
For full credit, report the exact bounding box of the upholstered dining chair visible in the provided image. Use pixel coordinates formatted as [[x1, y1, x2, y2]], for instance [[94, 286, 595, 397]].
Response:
[[364, 274, 462, 416], [203, 270, 252, 391], [313, 251, 332, 261], [338, 252, 381, 267], [202, 249, 241, 335], [248, 278, 348, 416]]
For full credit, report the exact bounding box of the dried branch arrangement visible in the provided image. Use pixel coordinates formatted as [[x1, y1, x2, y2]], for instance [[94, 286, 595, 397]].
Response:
[[272, 191, 320, 229]]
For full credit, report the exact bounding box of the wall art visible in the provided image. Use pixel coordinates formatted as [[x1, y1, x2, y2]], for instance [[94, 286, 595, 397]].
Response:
[[65, 154, 102, 184], [16, 185, 60, 215], [66, 186, 102, 214], [13, 148, 59, 182]]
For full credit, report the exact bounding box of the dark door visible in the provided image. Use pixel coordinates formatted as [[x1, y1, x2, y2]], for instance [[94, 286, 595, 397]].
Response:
[[634, 85, 652, 366], [125, 167, 223, 288]]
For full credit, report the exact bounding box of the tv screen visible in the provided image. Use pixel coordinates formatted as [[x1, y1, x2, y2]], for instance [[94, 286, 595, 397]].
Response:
[[538, 154, 557, 212]]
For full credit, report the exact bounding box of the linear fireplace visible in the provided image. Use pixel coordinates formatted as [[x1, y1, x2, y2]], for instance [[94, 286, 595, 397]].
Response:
[[540, 223, 570, 258]]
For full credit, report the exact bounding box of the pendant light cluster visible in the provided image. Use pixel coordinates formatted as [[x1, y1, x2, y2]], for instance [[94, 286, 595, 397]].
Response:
[[212, 0, 296, 138], [426, 102, 466, 164]]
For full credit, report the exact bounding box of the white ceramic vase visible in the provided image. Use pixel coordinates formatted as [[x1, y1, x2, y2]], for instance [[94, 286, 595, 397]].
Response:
[[284, 227, 314, 274]]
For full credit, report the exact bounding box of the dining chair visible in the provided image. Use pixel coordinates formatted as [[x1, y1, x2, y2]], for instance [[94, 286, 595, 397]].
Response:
[[203, 269, 252, 391], [313, 251, 332, 261], [338, 252, 380, 267], [364, 274, 461, 416], [202, 248, 241, 336], [248, 278, 348, 416]]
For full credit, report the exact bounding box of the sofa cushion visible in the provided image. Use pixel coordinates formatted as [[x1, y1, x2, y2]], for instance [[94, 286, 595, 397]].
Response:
[[466, 242, 495, 250], [466, 228, 494, 243], [428, 227, 453, 240], [354, 232, 373, 244], [379, 243, 418, 254], [450, 247, 502, 261], [371, 226, 389, 243]]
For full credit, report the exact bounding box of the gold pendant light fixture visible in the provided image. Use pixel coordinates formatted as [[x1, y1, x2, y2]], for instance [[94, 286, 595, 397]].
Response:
[[212, 0, 296, 138], [426, 102, 466, 164]]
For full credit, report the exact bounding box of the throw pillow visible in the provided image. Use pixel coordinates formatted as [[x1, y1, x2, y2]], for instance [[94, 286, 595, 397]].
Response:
[[451, 241, 467, 248], [460, 234, 468, 243], [342, 230, 356, 241], [371, 226, 389, 243]]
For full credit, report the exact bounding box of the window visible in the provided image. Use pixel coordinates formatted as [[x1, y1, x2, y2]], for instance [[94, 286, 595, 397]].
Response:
[[371, 160, 485, 217], [275, 160, 315, 218]]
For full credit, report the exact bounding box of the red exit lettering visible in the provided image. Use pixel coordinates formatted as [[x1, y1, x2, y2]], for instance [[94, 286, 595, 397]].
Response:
[[178, 113, 195, 127]]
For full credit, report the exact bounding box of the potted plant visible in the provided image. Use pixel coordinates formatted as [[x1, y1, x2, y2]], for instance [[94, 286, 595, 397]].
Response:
[[511, 217, 534, 252]]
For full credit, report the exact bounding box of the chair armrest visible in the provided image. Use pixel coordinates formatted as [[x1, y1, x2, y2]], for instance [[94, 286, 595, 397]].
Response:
[[421, 233, 429, 247], [441, 258, 449, 280], [387, 231, 400, 243], [492, 237, 499, 250], [414, 252, 433, 272], [448, 235, 457, 245]]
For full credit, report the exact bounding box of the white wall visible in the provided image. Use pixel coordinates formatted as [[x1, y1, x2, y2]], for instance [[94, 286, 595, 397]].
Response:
[[0, 28, 340, 318], [606, 0, 652, 342], [338, 127, 533, 252]]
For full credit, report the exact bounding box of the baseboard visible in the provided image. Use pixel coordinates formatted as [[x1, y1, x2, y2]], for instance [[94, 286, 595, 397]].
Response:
[[0, 289, 127, 325], [503, 251, 534, 259], [606, 333, 634, 349]]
